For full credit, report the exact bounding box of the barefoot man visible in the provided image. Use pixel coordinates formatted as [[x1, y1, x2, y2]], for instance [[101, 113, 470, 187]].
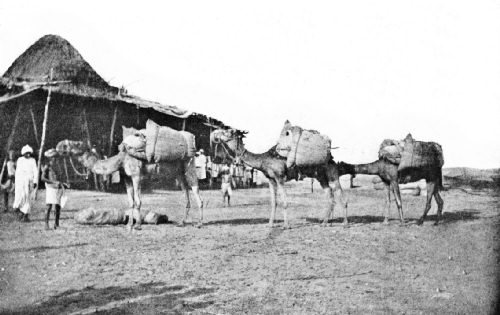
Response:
[[41, 149, 68, 230]]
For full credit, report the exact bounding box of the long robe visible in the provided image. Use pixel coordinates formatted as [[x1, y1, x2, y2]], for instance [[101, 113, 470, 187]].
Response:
[[13, 156, 38, 214]]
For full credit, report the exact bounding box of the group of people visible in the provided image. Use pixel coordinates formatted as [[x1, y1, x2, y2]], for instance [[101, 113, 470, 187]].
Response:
[[1, 145, 68, 229], [193, 148, 263, 207]]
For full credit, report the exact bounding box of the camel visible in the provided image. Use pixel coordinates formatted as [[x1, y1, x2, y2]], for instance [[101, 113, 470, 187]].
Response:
[[55, 137, 203, 230], [337, 159, 444, 225], [210, 129, 347, 229]]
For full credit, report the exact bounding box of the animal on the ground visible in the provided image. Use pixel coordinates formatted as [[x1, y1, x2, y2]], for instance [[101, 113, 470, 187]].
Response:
[[55, 136, 203, 230], [210, 128, 347, 229]]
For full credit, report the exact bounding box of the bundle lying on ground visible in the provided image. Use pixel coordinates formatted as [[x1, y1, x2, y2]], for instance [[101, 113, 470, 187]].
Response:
[[276, 121, 332, 168], [74, 207, 168, 225], [398, 134, 444, 171], [145, 119, 196, 163]]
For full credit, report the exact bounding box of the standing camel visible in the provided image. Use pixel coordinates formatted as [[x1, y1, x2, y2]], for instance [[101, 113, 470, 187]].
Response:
[[55, 138, 203, 230], [337, 159, 444, 225], [210, 129, 347, 228]]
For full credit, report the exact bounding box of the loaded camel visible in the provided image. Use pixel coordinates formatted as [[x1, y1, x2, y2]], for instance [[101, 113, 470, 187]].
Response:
[[56, 130, 203, 230], [210, 128, 347, 229], [337, 136, 444, 225]]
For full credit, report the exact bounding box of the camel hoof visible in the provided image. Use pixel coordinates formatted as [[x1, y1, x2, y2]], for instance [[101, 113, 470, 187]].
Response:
[[416, 219, 424, 226], [126, 225, 133, 231], [176, 222, 186, 227], [342, 220, 349, 227], [281, 224, 291, 230], [382, 219, 390, 225], [195, 223, 203, 229], [133, 225, 142, 231], [433, 221, 440, 226], [267, 223, 275, 228]]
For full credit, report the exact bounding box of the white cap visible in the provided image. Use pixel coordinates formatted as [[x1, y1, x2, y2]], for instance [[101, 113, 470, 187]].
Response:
[[21, 145, 33, 155]]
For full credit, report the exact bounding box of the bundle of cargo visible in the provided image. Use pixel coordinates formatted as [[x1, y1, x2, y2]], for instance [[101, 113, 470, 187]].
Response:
[[378, 139, 404, 165], [145, 119, 197, 163], [275, 120, 332, 168], [398, 134, 444, 171], [74, 207, 168, 225]]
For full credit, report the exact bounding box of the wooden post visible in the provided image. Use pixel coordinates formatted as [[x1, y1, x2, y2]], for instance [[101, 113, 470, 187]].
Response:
[[82, 108, 99, 190], [35, 69, 53, 197], [29, 105, 39, 146], [0, 104, 23, 182], [108, 104, 118, 157], [311, 178, 314, 193], [182, 118, 186, 131]]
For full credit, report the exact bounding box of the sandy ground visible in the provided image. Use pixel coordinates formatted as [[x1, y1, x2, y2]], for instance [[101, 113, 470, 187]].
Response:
[[0, 179, 499, 314]]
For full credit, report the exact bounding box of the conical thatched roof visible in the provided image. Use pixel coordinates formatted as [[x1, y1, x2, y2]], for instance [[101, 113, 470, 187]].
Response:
[[3, 34, 110, 90]]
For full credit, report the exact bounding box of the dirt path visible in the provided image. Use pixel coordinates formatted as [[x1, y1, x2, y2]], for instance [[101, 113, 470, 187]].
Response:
[[0, 182, 498, 314]]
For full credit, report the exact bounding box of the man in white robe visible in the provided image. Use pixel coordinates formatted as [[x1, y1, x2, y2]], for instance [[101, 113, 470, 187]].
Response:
[[13, 145, 38, 222]]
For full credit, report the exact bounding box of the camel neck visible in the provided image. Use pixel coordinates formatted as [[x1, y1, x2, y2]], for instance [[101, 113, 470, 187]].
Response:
[[354, 160, 380, 175], [239, 149, 264, 171]]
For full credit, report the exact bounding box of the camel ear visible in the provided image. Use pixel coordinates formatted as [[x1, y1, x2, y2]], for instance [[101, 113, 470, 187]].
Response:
[[284, 120, 290, 124]]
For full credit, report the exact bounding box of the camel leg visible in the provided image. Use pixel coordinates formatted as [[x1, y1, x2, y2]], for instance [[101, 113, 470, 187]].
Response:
[[391, 181, 404, 224], [191, 185, 203, 228], [176, 175, 190, 227], [433, 186, 444, 225], [268, 179, 278, 228], [124, 176, 135, 230], [277, 179, 289, 229], [131, 174, 142, 230], [383, 182, 391, 225], [319, 181, 334, 227], [417, 182, 435, 226], [332, 179, 348, 226]]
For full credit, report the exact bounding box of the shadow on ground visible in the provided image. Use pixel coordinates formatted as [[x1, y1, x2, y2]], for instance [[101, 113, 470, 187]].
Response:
[[1, 282, 215, 315], [206, 218, 282, 226], [0, 243, 88, 254], [303, 210, 483, 225]]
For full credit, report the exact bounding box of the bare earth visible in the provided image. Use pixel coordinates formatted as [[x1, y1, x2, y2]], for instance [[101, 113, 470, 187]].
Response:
[[0, 179, 499, 314]]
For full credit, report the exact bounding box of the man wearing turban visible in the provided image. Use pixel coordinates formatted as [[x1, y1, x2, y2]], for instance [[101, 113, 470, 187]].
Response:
[[13, 145, 38, 222]]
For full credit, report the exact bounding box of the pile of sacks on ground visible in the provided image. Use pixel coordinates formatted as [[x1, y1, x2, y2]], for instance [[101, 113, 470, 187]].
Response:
[[74, 207, 168, 225]]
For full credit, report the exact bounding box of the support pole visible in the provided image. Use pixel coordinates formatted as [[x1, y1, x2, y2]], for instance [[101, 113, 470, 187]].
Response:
[[35, 69, 53, 198], [182, 118, 186, 131], [82, 108, 99, 190], [108, 104, 118, 157], [29, 105, 39, 146], [311, 178, 314, 193], [63, 157, 70, 184]]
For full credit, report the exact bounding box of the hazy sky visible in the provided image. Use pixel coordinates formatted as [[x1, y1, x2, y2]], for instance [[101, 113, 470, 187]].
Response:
[[1, 1, 499, 168]]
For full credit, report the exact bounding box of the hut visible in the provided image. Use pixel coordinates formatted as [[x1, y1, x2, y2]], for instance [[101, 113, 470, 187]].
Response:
[[0, 35, 240, 189]]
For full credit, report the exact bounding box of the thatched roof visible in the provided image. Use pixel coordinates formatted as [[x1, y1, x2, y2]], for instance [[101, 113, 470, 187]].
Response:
[[3, 35, 111, 90], [0, 34, 192, 119]]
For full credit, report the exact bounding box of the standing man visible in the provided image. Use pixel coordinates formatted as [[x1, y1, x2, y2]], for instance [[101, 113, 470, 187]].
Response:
[[220, 163, 233, 207], [2, 150, 16, 212], [13, 145, 38, 222], [41, 149, 67, 230], [194, 149, 208, 183]]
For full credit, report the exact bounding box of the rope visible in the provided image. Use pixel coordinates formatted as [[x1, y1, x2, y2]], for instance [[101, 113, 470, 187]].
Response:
[[69, 156, 89, 178]]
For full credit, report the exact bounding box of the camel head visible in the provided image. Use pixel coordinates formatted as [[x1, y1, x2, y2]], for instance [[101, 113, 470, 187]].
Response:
[[275, 120, 302, 157], [55, 140, 88, 156], [210, 129, 245, 162]]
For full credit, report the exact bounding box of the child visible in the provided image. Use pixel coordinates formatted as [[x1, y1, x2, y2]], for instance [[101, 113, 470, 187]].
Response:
[[221, 164, 233, 207], [41, 149, 68, 230]]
